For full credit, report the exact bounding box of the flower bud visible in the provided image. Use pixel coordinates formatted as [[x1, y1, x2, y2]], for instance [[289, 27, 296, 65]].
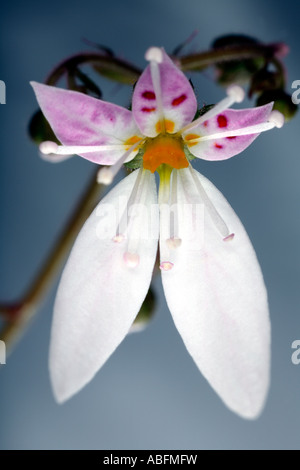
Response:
[[130, 287, 156, 332], [28, 110, 58, 144], [256, 89, 298, 121]]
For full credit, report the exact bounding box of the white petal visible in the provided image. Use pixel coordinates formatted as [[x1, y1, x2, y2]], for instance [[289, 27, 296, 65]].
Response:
[[160, 167, 270, 419], [50, 170, 158, 403]]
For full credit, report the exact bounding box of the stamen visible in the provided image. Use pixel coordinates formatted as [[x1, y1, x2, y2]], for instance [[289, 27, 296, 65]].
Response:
[[145, 47, 165, 132], [269, 110, 284, 128], [145, 47, 163, 63], [159, 261, 174, 271], [159, 169, 181, 271], [97, 168, 113, 185], [166, 237, 182, 249], [112, 234, 125, 243], [226, 85, 245, 103], [126, 170, 152, 257], [223, 233, 235, 242], [114, 169, 152, 269], [116, 167, 144, 240], [38, 141, 73, 163], [39, 141, 126, 155], [97, 140, 142, 185], [187, 166, 231, 239], [184, 111, 285, 144], [166, 170, 182, 248], [180, 85, 245, 134], [39, 141, 59, 154]]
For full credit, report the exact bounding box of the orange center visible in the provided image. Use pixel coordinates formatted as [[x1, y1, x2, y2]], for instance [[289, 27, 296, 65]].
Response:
[[143, 135, 188, 173]]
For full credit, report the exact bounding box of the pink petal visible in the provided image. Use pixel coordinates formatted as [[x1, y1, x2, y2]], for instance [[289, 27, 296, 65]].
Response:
[[185, 103, 273, 161], [31, 82, 142, 165], [132, 49, 197, 137]]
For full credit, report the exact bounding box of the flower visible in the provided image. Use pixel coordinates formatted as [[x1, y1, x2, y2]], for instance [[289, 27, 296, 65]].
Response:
[[31, 47, 283, 418]]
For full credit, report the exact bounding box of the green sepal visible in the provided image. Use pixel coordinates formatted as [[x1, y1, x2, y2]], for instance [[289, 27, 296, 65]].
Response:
[[124, 148, 145, 170]]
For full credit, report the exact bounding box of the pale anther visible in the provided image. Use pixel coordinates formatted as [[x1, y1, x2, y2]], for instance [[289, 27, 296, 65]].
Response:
[[160, 261, 174, 271], [223, 233, 235, 242], [269, 110, 284, 128], [112, 234, 125, 243], [145, 47, 163, 63], [123, 252, 140, 268], [227, 85, 245, 103], [40, 141, 58, 155], [97, 167, 114, 185], [166, 237, 182, 249]]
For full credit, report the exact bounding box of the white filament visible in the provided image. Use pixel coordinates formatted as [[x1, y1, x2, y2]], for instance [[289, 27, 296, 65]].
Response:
[[180, 85, 245, 134], [126, 170, 152, 258], [145, 48, 165, 132], [159, 170, 180, 271], [184, 110, 284, 144], [115, 169, 153, 268], [39, 141, 126, 155], [187, 165, 231, 239], [97, 140, 142, 185], [186, 122, 277, 143], [166, 170, 182, 248]]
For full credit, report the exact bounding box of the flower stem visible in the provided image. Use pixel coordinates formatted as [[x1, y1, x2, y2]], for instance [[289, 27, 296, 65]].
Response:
[[0, 169, 104, 351], [46, 52, 142, 86], [178, 43, 286, 71], [44, 43, 286, 88]]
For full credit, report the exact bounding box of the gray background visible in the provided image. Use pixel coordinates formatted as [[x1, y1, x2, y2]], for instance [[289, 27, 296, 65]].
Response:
[[0, 0, 299, 450]]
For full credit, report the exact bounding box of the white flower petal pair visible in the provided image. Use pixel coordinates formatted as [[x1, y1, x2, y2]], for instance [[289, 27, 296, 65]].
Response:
[[51, 165, 269, 419], [31, 46, 282, 418]]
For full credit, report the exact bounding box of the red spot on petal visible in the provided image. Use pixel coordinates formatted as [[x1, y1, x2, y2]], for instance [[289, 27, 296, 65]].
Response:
[[142, 107, 156, 113], [142, 91, 156, 100], [172, 94, 187, 106], [226, 136, 236, 140], [214, 143, 223, 149], [203, 121, 208, 127], [217, 115, 228, 128]]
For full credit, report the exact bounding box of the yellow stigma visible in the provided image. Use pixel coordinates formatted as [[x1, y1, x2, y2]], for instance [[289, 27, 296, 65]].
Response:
[[157, 163, 173, 204], [143, 134, 188, 173]]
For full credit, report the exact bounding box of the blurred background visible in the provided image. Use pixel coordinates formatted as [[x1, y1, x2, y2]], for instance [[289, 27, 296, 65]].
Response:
[[0, 0, 299, 450]]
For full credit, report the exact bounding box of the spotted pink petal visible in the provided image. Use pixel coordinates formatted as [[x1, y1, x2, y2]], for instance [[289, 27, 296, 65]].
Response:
[[132, 49, 197, 137], [31, 82, 142, 165], [185, 103, 273, 161]]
